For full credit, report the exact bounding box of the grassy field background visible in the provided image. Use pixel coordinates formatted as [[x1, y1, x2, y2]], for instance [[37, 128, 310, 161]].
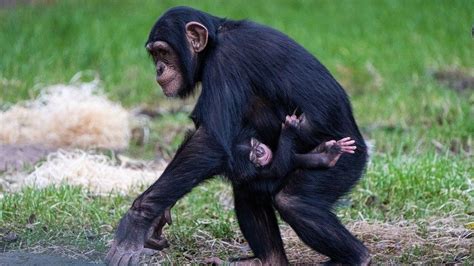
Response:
[[0, 0, 473, 264]]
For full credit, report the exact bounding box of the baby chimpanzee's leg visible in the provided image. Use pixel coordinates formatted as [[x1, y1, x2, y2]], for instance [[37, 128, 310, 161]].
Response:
[[295, 137, 356, 168]]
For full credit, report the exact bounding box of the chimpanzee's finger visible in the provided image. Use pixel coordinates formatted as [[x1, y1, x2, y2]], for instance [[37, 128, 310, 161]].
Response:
[[145, 237, 169, 250], [338, 140, 353, 146], [142, 248, 158, 256], [118, 253, 133, 266], [341, 147, 356, 153], [130, 253, 140, 266], [105, 244, 117, 264], [164, 208, 172, 225], [341, 145, 356, 150], [337, 138, 351, 144], [340, 140, 355, 146], [341, 146, 356, 152], [338, 137, 351, 143], [108, 250, 123, 266]]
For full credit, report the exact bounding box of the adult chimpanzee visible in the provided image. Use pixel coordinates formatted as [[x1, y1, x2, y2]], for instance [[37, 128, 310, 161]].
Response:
[[106, 6, 370, 265]]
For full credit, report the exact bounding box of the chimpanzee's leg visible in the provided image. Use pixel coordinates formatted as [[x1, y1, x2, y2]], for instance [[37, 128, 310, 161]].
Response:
[[274, 154, 370, 265], [233, 184, 288, 265]]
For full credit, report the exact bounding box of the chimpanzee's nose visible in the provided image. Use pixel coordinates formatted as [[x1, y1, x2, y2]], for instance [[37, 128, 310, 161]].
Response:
[[157, 63, 165, 76]]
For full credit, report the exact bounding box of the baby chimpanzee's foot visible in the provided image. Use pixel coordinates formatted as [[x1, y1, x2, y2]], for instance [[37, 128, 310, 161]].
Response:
[[313, 137, 357, 167]]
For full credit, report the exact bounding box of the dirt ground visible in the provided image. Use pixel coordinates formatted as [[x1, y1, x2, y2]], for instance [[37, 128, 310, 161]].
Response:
[[0, 251, 99, 266]]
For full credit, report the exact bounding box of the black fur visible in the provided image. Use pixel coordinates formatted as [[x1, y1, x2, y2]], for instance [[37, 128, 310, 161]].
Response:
[[132, 6, 369, 264]]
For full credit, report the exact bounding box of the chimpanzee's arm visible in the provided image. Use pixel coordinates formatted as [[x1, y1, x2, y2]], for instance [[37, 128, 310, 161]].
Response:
[[106, 127, 225, 265], [130, 128, 224, 219], [258, 123, 298, 179]]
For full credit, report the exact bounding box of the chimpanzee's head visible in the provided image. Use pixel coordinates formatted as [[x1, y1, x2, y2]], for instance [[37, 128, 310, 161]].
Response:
[[145, 7, 220, 98]]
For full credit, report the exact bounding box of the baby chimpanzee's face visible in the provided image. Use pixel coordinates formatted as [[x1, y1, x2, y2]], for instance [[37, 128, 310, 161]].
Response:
[[249, 138, 273, 167]]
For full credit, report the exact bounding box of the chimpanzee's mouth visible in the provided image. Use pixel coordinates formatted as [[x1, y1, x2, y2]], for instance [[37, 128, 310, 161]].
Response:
[[259, 145, 273, 166], [157, 77, 171, 87]]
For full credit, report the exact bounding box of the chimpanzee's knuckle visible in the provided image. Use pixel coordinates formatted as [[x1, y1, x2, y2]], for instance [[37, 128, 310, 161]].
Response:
[[274, 191, 294, 209], [130, 255, 139, 266]]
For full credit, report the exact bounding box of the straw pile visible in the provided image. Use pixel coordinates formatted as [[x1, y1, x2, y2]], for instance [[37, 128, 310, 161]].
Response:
[[0, 74, 130, 150], [22, 150, 162, 195]]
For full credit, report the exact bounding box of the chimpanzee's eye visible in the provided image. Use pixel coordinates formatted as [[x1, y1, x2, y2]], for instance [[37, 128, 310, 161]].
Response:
[[256, 146, 265, 158], [249, 151, 256, 163], [159, 49, 168, 57]]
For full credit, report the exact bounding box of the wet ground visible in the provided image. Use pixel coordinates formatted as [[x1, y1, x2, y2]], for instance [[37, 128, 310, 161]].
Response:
[[0, 252, 102, 266]]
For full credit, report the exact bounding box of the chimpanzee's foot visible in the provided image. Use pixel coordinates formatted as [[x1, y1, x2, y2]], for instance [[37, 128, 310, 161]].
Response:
[[310, 137, 356, 167], [142, 248, 159, 256]]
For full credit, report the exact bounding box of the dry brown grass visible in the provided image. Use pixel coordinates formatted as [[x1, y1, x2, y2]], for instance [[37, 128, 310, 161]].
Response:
[[140, 217, 473, 264], [9, 216, 471, 264], [25, 150, 163, 195], [3, 150, 165, 195], [0, 75, 130, 150], [280, 217, 472, 264]]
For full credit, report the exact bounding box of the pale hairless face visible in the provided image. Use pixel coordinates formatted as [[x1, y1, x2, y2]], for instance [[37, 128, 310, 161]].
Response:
[[146, 41, 184, 97], [249, 137, 273, 167], [145, 22, 209, 98]]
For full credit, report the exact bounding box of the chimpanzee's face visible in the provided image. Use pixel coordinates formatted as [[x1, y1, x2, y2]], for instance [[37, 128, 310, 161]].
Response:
[[146, 41, 184, 97], [250, 138, 273, 167], [146, 22, 208, 98]]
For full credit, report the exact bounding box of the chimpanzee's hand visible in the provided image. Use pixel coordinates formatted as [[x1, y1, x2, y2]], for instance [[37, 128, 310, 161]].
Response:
[[144, 207, 172, 251], [282, 114, 300, 130], [105, 211, 151, 266]]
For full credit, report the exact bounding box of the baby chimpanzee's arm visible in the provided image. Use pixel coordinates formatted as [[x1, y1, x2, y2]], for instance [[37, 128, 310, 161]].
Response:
[[258, 115, 300, 178]]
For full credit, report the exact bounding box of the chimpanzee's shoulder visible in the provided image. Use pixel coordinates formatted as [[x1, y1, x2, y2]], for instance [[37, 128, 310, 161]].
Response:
[[217, 19, 287, 40]]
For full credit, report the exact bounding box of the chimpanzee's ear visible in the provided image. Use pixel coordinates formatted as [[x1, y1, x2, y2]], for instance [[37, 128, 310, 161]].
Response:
[[185, 21, 208, 53]]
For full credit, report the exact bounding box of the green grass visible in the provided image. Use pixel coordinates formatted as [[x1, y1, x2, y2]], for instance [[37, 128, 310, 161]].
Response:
[[0, 186, 130, 252], [0, 0, 473, 264]]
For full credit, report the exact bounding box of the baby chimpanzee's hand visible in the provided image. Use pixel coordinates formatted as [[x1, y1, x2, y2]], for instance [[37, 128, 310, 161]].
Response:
[[282, 114, 300, 130]]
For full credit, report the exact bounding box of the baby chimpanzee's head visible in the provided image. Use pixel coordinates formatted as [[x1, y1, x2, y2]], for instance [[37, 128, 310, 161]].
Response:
[[249, 138, 273, 167]]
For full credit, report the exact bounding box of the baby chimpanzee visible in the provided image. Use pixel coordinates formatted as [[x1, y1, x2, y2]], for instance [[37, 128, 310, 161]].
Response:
[[251, 115, 355, 168], [232, 114, 356, 182]]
